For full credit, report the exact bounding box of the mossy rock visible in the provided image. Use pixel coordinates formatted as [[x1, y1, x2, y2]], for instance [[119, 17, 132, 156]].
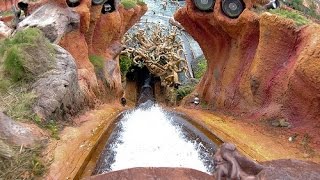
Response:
[[0, 28, 55, 82]]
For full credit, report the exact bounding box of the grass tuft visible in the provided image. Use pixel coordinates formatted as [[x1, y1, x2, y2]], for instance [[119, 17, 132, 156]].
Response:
[[0, 144, 46, 179], [121, 0, 137, 9], [0, 28, 54, 82], [270, 9, 310, 26]]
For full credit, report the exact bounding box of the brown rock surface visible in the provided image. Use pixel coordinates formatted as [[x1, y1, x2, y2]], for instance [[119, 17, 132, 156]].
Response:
[[88, 167, 213, 180], [0, 112, 46, 147], [89, 4, 147, 99], [44, 104, 124, 180], [175, 0, 320, 150]]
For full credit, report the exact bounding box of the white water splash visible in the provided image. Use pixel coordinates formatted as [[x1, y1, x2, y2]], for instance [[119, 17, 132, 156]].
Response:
[[109, 104, 210, 174]]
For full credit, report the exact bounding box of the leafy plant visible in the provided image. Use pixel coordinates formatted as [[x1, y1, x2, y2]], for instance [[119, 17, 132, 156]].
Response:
[[194, 57, 207, 79], [119, 55, 132, 76], [176, 85, 195, 101]]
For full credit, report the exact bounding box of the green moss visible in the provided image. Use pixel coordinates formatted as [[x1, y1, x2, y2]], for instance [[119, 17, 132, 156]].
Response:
[[89, 55, 104, 71], [119, 55, 132, 76], [270, 9, 310, 26], [121, 0, 137, 9], [194, 57, 207, 79]]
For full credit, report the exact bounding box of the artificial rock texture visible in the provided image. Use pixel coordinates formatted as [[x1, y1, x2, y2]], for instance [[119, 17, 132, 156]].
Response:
[[175, 0, 320, 148], [0, 112, 45, 147], [15, 1, 146, 108], [57, 1, 147, 102], [32, 44, 84, 120]]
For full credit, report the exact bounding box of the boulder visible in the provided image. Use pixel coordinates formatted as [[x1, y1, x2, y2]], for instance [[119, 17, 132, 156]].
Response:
[[0, 21, 12, 38], [0, 112, 43, 147], [32, 44, 84, 120], [17, 3, 80, 43]]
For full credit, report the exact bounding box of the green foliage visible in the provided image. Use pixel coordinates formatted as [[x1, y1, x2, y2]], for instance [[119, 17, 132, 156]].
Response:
[[119, 55, 132, 76], [89, 55, 104, 71], [270, 9, 310, 26], [3, 46, 26, 82], [121, 0, 137, 9], [194, 57, 207, 79], [281, 0, 320, 20], [176, 85, 195, 101]]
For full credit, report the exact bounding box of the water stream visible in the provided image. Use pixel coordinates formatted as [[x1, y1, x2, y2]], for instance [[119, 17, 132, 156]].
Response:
[[91, 1, 217, 176], [93, 102, 218, 175]]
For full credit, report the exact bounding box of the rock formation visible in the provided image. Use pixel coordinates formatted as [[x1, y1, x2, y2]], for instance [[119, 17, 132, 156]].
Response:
[[213, 143, 320, 180], [0, 112, 45, 147], [13, 0, 147, 111], [32, 44, 83, 120], [0, 21, 12, 38], [175, 0, 320, 149]]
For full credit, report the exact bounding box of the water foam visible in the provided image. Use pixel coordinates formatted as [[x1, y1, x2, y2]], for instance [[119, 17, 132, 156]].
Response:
[[109, 105, 210, 173]]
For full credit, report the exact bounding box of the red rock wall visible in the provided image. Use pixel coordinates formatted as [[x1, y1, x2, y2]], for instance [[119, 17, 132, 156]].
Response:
[[175, 0, 319, 143]]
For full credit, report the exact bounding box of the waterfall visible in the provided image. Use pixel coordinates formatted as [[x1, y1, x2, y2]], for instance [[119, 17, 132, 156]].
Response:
[[93, 103, 216, 175]]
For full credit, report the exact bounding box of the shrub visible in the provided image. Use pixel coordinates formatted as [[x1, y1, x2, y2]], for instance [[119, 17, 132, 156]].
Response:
[[89, 55, 104, 71], [119, 55, 132, 76], [121, 0, 137, 9], [176, 85, 195, 101], [270, 9, 310, 26], [194, 57, 207, 79]]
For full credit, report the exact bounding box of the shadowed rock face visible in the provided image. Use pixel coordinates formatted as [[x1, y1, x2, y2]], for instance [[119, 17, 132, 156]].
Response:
[[175, 0, 320, 147]]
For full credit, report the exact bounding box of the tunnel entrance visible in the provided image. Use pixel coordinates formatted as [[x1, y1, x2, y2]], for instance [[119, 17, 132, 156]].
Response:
[[125, 66, 157, 106], [101, 0, 116, 14], [66, 0, 80, 7]]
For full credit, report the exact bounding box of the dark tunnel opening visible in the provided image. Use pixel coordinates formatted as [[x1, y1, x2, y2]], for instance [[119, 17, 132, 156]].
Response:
[[101, 0, 116, 14], [126, 66, 156, 105], [66, 0, 81, 7]]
